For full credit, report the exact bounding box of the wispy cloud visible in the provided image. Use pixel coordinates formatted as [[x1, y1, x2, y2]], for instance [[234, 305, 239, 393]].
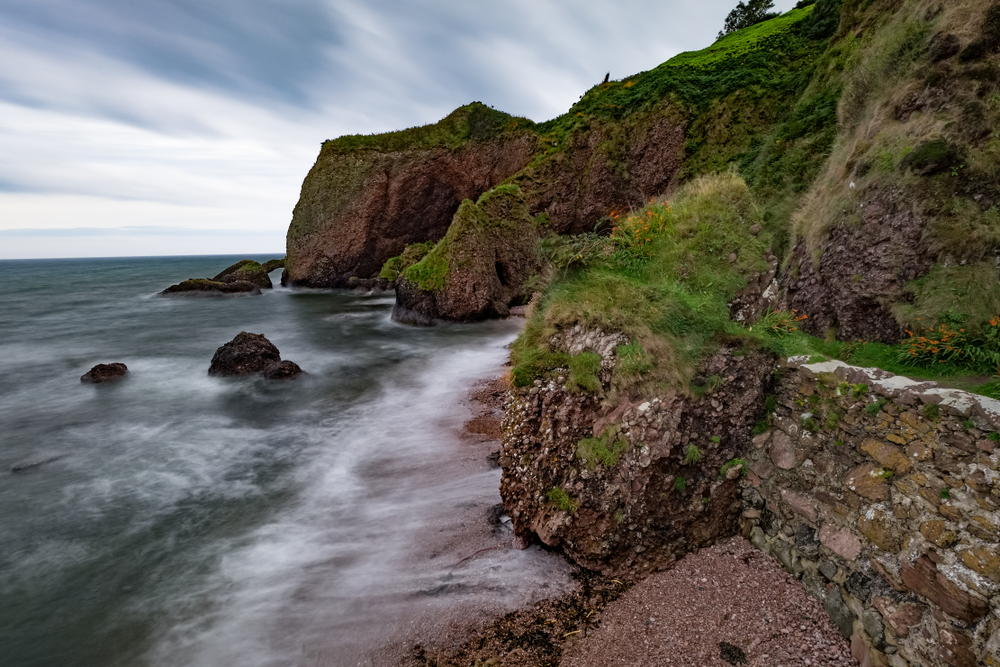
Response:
[[0, 0, 799, 259]]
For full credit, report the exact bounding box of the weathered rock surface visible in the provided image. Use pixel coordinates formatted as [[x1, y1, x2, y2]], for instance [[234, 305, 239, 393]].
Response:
[[284, 104, 538, 288], [160, 279, 261, 296], [499, 328, 774, 577], [208, 332, 304, 379], [80, 362, 128, 384], [392, 186, 540, 324], [779, 188, 933, 343]]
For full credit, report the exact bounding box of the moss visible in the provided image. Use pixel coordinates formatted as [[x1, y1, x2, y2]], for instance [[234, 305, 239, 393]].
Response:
[[719, 458, 748, 479], [576, 426, 630, 468], [900, 140, 964, 176], [379, 241, 435, 281], [567, 352, 602, 393]]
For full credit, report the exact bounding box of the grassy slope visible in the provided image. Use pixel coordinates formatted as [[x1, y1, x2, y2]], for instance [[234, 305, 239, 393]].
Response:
[[514, 0, 1000, 400]]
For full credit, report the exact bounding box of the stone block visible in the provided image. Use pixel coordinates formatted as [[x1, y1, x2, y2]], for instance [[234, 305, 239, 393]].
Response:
[[938, 504, 963, 522], [769, 430, 798, 470], [824, 584, 857, 638], [858, 509, 901, 552], [796, 524, 821, 558], [904, 441, 931, 461], [919, 520, 957, 547], [781, 489, 818, 522], [820, 523, 863, 561], [920, 388, 976, 418], [938, 626, 977, 667], [873, 597, 925, 639], [845, 463, 891, 501], [860, 438, 913, 474], [899, 555, 989, 623], [958, 546, 1000, 582]]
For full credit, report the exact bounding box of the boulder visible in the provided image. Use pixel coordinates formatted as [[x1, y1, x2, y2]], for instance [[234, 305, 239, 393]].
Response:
[[81, 362, 128, 384], [208, 332, 304, 379], [212, 260, 274, 289], [160, 279, 261, 296]]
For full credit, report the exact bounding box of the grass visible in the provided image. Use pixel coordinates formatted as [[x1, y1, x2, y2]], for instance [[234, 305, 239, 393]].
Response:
[[510, 172, 771, 397], [684, 444, 702, 465], [567, 352, 603, 393], [548, 487, 578, 513], [577, 426, 630, 468], [379, 241, 435, 282]]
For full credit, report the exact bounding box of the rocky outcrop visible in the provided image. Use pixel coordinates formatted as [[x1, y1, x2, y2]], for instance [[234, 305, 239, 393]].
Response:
[[208, 332, 304, 379], [212, 260, 276, 289], [81, 363, 128, 383], [160, 279, 261, 296], [779, 188, 933, 343], [741, 357, 1000, 667], [518, 106, 688, 235], [161, 258, 284, 296], [391, 186, 540, 324], [284, 103, 538, 288], [499, 325, 774, 577]]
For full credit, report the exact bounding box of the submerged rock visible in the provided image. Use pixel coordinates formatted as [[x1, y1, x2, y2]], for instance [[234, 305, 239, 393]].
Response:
[[160, 279, 261, 296], [81, 362, 129, 384], [208, 332, 304, 379]]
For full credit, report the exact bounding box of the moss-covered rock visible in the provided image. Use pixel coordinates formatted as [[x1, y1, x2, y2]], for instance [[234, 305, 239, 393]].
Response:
[[392, 185, 541, 323], [160, 278, 261, 296], [213, 260, 274, 289]]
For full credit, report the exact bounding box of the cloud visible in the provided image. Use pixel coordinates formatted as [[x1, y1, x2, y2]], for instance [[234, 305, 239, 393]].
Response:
[[0, 0, 801, 258]]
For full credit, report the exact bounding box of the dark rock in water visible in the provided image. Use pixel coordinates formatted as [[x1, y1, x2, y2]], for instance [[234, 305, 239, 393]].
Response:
[[213, 260, 273, 289], [208, 332, 304, 379], [261, 360, 305, 380], [12, 455, 65, 473], [161, 279, 261, 296], [209, 332, 281, 376], [81, 363, 128, 384]]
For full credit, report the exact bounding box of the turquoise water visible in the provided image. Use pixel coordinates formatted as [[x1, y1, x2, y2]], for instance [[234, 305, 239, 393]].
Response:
[[0, 256, 570, 667]]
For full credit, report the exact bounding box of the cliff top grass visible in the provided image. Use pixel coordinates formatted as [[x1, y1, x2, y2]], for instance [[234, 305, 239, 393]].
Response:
[[320, 102, 534, 155]]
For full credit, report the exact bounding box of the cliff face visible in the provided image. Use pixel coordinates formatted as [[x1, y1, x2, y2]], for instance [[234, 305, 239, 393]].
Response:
[[284, 104, 537, 287]]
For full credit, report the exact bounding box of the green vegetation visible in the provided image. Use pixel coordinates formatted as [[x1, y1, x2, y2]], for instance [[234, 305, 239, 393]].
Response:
[[576, 426, 630, 468], [379, 241, 435, 282], [923, 404, 941, 421], [511, 172, 770, 396], [547, 487, 578, 513], [719, 458, 748, 479], [866, 398, 889, 416], [684, 444, 702, 465], [567, 352, 603, 393], [674, 476, 688, 492], [322, 102, 532, 154], [940, 488, 951, 500]]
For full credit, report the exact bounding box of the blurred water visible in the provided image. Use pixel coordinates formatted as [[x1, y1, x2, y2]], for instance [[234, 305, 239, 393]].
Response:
[[0, 256, 572, 667]]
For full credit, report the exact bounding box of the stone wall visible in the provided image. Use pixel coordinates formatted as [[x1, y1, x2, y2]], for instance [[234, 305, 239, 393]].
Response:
[[742, 357, 1000, 667]]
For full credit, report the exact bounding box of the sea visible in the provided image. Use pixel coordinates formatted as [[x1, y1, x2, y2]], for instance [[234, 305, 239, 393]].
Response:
[[0, 255, 574, 667]]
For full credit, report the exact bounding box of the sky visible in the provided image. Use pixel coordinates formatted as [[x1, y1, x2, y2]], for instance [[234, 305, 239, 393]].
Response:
[[0, 0, 800, 259]]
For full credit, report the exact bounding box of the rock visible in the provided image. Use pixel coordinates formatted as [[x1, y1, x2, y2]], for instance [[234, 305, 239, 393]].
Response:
[[208, 332, 304, 378], [160, 279, 261, 296], [844, 463, 890, 501], [928, 32, 961, 62], [769, 430, 798, 469], [899, 555, 989, 624], [212, 260, 274, 289], [391, 185, 540, 323], [823, 585, 856, 638], [260, 258, 285, 274], [81, 362, 128, 383], [872, 597, 925, 639], [261, 360, 305, 380], [819, 524, 862, 561]]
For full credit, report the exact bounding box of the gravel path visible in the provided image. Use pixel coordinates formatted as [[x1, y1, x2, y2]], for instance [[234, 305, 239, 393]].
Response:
[[561, 536, 857, 667]]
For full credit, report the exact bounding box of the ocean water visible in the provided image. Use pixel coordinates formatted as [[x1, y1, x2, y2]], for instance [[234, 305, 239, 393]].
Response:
[[0, 256, 573, 667]]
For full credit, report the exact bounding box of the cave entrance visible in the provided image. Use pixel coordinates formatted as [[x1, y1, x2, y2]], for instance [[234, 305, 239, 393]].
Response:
[[495, 261, 510, 287]]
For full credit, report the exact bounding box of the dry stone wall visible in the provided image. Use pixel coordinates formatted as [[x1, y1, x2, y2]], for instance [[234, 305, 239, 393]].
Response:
[[742, 357, 1000, 667]]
